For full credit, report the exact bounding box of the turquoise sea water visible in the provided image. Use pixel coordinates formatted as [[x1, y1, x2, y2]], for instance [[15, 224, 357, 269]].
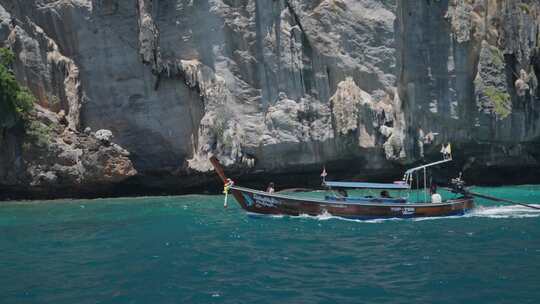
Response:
[[1, 186, 539, 304]]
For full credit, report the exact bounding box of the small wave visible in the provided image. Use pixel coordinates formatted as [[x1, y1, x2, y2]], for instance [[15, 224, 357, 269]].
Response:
[[298, 212, 405, 223], [249, 211, 461, 223], [298, 210, 334, 221], [361, 218, 405, 224], [246, 212, 285, 219], [412, 215, 464, 222]]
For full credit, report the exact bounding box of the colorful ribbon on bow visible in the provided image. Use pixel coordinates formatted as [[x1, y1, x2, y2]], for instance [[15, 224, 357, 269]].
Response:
[[223, 178, 234, 208]]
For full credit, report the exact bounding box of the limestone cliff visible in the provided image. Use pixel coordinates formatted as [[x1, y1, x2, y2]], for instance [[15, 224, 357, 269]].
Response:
[[0, 0, 539, 198], [0, 4, 136, 199], [397, 0, 540, 180]]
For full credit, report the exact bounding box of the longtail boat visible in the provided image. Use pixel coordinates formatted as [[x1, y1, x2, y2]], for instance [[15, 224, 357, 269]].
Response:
[[210, 156, 475, 219]]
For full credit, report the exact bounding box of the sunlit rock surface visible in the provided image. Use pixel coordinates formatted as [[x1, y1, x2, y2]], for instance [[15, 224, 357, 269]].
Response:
[[0, 0, 539, 198]]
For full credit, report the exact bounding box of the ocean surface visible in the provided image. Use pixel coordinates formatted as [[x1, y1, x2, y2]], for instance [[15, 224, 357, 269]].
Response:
[[1, 186, 539, 304]]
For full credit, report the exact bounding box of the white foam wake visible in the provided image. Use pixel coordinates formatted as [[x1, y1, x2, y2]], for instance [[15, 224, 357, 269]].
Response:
[[247, 204, 540, 223], [298, 211, 404, 223], [467, 204, 540, 219]]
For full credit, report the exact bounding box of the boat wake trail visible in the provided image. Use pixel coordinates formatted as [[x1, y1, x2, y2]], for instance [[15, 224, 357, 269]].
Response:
[[467, 204, 540, 219], [248, 205, 540, 223], [297, 212, 404, 223], [308, 205, 539, 222]]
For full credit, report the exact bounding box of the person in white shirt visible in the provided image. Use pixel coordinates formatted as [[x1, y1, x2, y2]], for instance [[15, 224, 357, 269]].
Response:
[[266, 182, 275, 194], [431, 190, 442, 204]]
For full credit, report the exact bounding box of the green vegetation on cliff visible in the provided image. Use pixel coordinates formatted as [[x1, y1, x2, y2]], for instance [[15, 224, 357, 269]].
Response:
[[484, 86, 511, 119], [519, 3, 531, 15], [489, 46, 504, 67], [24, 120, 52, 148], [0, 48, 34, 129]]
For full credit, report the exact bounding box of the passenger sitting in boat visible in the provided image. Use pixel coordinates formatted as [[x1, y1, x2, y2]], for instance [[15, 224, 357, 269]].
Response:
[[336, 189, 348, 198], [380, 190, 392, 198], [430, 183, 438, 195], [431, 189, 442, 204], [266, 182, 275, 194]]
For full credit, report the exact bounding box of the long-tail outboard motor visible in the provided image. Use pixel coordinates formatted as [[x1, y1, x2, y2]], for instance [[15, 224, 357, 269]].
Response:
[[449, 173, 467, 195]]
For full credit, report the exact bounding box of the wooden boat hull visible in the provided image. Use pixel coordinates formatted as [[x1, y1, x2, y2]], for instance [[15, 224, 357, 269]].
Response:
[[209, 156, 475, 219], [229, 186, 475, 219]]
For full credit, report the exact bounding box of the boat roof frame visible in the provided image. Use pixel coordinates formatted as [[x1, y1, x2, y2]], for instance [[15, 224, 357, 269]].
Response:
[[323, 181, 410, 190], [404, 158, 452, 175]]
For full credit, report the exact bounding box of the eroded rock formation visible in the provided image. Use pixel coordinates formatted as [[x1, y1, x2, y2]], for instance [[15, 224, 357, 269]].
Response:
[[397, 0, 540, 175], [0, 104, 136, 198], [0, 3, 136, 198], [1, 0, 539, 198]]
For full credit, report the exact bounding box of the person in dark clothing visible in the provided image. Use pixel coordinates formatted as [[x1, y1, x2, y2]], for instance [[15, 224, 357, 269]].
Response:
[[337, 189, 348, 198], [380, 190, 391, 198]]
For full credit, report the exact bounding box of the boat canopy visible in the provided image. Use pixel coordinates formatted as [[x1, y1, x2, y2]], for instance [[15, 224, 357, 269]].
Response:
[[404, 158, 452, 175], [323, 181, 410, 190]]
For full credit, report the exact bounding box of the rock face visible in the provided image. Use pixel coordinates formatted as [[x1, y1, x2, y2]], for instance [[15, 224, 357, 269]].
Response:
[[94, 129, 114, 145], [0, 105, 136, 199], [397, 0, 540, 174], [0, 3, 136, 199], [1, 0, 540, 198]]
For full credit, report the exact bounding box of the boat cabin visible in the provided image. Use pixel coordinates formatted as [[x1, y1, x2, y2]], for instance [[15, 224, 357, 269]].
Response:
[[323, 181, 409, 204], [322, 157, 454, 205]]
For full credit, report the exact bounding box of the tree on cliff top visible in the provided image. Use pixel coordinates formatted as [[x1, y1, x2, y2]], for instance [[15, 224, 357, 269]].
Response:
[[0, 47, 34, 129]]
